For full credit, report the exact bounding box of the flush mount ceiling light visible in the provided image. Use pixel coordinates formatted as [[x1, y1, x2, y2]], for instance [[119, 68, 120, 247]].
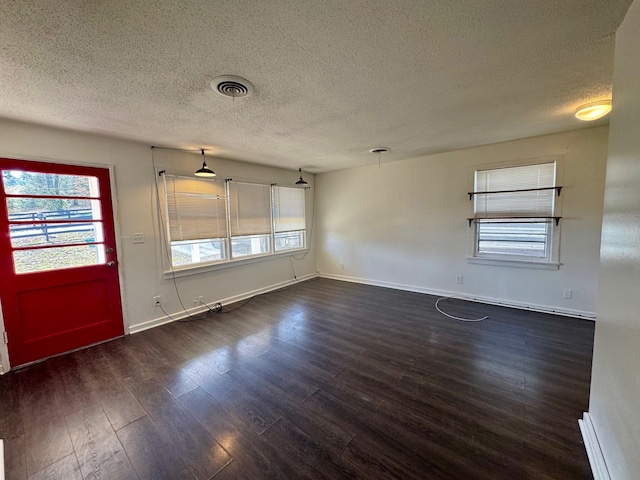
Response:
[[194, 149, 216, 177], [575, 100, 612, 121], [210, 75, 255, 99], [295, 168, 309, 188]]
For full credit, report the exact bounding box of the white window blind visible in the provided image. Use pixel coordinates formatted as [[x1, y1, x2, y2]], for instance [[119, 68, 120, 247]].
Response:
[[474, 162, 556, 218], [228, 181, 272, 236], [163, 175, 227, 241], [273, 186, 305, 233]]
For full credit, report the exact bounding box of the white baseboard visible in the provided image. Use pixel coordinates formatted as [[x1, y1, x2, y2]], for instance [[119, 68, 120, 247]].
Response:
[[1, 439, 4, 480], [128, 273, 318, 334], [318, 272, 596, 320], [579, 412, 611, 480]]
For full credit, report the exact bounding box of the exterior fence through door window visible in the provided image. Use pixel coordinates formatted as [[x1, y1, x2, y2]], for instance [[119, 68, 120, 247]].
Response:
[[2, 170, 107, 273]]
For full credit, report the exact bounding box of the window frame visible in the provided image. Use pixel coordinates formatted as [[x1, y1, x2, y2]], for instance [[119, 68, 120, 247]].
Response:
[[467, 157, 563, 269], [227, 180, 274, 260], [272, 185, 306, 253], [162, 174, 229, 268], [159, 174, 307, 277]]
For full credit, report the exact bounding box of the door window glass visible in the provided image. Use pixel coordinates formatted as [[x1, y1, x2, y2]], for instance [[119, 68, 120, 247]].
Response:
[[2, 171, 106, 274], [12, 245, 107, 274], [2, 171, 99, 197]]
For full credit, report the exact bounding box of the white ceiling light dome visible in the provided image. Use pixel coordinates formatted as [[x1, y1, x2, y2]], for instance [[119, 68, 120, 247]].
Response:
[[575, 100, 612, 121]]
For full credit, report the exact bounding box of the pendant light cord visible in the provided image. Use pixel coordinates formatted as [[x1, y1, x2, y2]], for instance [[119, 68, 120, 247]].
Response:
[[151, 147, 198, 320]]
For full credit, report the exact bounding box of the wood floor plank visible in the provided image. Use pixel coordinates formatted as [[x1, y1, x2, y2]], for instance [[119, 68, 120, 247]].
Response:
[[0, 278, 595, 480], [65, 403, 138, 480], [3, 435, 27, 480], [180, 361, 284, 436], [179, 387, 301, 480], [100, 337, 158, 387], [128, 378, 231, 479], [27, 453, 83, 480], [340, 433, 442, 480], [0, 374, 23, 440], [227, 365, 354, 457], [22, 405, 74, 476], [241, 354, 320, 402], [196, 349, 235, 375], [48, 354, 98, 416], [271, 338, 345, 376], [261, 418, 357, 480], [257, 346, 338, 387], [96, 384, 147, 431], [70, 343, 123, 392], [116, 416, 195, 480], [153, 365, 199, 398]]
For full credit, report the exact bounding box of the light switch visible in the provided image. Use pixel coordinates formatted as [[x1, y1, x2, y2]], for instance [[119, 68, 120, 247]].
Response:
[[132, 233, 144, 244]]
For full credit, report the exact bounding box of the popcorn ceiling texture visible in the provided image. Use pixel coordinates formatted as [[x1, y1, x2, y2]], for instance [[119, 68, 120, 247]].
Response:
[[0, 0, 632, 172]]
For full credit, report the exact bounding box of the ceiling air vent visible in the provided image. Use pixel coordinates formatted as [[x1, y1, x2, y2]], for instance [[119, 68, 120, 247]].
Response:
[[211, 75, 254, 99]]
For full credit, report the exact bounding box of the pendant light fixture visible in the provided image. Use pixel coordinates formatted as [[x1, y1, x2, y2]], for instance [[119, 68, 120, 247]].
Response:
[[295, 168, 309, 188], [369, 147, 390, 168], [194, 149, 216, 177]]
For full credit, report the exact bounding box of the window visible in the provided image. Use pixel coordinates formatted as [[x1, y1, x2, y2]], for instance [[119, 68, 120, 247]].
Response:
[[228, 181, 272, 258], [164, 175, 228, 267], [470, 161, 560, 264], [162, 175, 307, 271], [273, 186, 306, 252]]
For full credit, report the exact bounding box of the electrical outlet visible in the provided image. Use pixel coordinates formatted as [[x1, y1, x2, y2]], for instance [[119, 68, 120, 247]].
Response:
[[456, 275, 463, 285], [340, 263, 344, 270], [132, 233, 145, 244], [563, 289, 572, 299], [153, 295, 161, 307], [193, 295, 204, 306]]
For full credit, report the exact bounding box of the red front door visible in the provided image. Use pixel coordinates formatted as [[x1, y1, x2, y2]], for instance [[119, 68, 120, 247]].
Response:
[[0, 158, 124, 367]]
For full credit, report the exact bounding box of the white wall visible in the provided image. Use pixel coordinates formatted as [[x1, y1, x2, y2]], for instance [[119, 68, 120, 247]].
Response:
[[316, 126, 608, 317], [588, 1, 640, 478], [0, 119, 317, 364]]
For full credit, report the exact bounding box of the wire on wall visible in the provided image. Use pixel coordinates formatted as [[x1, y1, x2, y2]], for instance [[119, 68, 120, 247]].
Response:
[[288, 175, 317, 280], [151, 146, 199, 320], [158, 303, 177, 322]]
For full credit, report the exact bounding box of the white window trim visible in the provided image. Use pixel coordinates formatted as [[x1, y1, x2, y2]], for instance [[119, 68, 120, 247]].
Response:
[[466, 256, 560, 270], [158, 173, 308, 277], [466, 155, 564, 268], [163, 246, 307, 278]]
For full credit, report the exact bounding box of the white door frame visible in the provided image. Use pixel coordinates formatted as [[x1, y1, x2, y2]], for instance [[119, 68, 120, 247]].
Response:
[[0, 298, 9, 373]]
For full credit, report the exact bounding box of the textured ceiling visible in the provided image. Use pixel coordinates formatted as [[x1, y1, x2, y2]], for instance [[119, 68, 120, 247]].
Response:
[[0, 1, 632, 172]]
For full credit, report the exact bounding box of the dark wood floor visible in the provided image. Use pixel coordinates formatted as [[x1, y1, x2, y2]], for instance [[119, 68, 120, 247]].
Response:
[[0, 278, 595, 479]]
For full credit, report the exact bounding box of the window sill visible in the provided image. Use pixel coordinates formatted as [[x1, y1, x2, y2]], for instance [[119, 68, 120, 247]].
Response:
[[466, 256, 560, 270], [164, 248, 308, 278]]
